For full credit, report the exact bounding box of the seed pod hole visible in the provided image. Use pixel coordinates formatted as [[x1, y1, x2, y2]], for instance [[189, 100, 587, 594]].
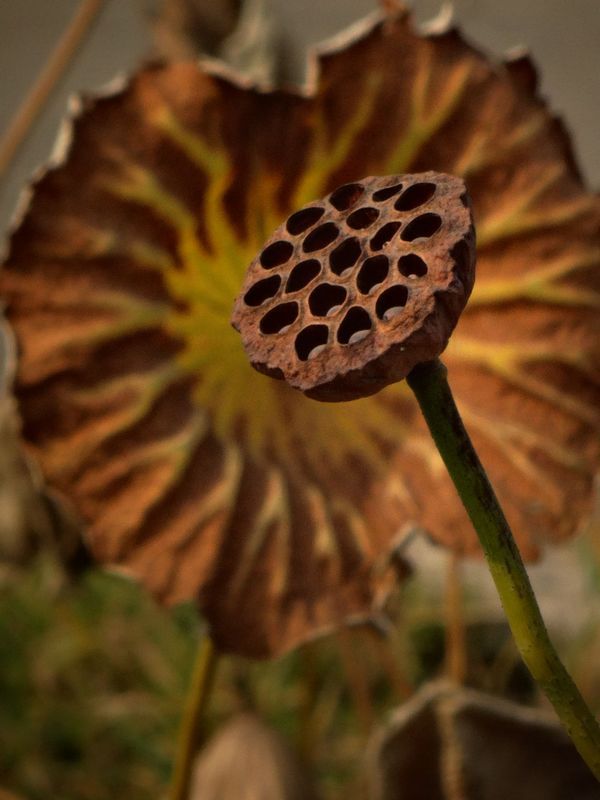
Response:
[[285, 259, 321, 293], [260, 240, 294, 268], [398, 253, 428, 279], [330, 238, 362, 276], [303, 222, 340, 253], [231, 172, 475, 402], [401, 213, 442, 242], [357, 255, 389, 294], [260, 301, 298, 334], [394, 182, 436, 211], [347, 207, 379, 230], [329, 182, 364, 211], [295, 324, 329, 361], [376, 286, 408, 321], [244, 274, 281, 306], [337, 307, 372, 345], [372, 182, 403, 202], [286, 206, 325, 235], [309, 283, 347, 317], [370, 221, 402, 251]]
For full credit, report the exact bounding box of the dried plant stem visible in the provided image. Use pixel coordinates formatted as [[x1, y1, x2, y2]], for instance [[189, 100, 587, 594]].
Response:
[[296, 643, 321, 760], [0, 0, 106, 179], [335, 627, 376, 733], [444, 551, 467, 683], [169, 636, 218, 800], [407, 358, 600, 781], [367, 629, 413, 700]]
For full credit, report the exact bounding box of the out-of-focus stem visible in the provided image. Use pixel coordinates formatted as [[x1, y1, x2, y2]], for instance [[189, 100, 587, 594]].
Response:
[[444, 551, 467, 684], [0, 0, 107, 179], [168, 636, 218, 800], [336, 626, 376, 733]]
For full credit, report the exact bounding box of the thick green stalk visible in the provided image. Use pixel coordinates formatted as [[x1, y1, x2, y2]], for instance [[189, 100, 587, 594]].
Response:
[[407, 358, 600, 780], [168, 636, 218, 800]]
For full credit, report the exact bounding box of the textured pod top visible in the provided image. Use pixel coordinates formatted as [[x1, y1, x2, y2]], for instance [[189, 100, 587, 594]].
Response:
[[232, 172, 475, 401]]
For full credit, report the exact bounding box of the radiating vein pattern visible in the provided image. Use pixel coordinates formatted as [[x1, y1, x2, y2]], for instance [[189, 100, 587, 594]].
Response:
[[1, 9, 598, 656]]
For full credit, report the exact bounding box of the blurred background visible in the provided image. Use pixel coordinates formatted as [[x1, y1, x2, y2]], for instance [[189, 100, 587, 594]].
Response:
[[0, 2, 599, 799], [1, 0, 599, 232]]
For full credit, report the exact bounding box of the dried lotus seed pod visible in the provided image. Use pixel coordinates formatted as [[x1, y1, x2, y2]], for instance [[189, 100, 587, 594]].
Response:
[[231, 172, 476, 402]]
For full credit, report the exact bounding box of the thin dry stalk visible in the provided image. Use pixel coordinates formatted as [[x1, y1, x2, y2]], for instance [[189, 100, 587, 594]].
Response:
[[444, 551, 467, 684], [335, 626, 376, 734], [0, 0, 107, 179]]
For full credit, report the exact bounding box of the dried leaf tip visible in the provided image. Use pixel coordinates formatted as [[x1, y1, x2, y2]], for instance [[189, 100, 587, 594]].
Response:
[[232, 172, 476, 401]]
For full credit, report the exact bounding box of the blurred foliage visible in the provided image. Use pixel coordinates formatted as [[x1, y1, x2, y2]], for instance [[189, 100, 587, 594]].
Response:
[[1, 532, 599, 798], [0, 556, 194, 798], [0, 553, 388, 799]]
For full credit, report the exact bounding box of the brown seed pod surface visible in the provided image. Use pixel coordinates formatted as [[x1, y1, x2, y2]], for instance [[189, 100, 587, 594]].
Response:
[[231, 172, 475, 401]]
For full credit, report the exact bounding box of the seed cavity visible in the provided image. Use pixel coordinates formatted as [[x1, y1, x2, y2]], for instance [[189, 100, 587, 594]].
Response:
[[309, 283, 347, 317], [372, 183, 403, 202], [260, 302, 298, 334], [401, 213, 442, 242], [303, 222, 340, 252], [337, 307, 372, 345], [260, 240, 294, 268], [357, 255, 389, 295], [347, 207, 379, 230], [286, 206, 325, 235], [295, 324, 329, 361], [376, 286, 408, 321], [286, 259, 321, 293], [244, 275, 281, 306], [329, 183, 364, 211], [330, 237, 361, 276], [394, 182, 436, 212], [370, 221, 402, 252], [398, 253, 428, 279]]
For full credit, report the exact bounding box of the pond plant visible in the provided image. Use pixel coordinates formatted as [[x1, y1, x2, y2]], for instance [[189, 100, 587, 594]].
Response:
[[0, 2, 599, 797], [232, 162, 600, 775]]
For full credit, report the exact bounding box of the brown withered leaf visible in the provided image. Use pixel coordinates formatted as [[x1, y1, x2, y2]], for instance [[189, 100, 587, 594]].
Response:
[[190, 712, 320, 800], [1, 6, 598, 656], [369, 681, 600, 800]]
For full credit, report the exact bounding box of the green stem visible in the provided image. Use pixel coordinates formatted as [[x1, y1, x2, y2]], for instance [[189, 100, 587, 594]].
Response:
[[407, 358, 600, 780], [168, 636, 218, 800]]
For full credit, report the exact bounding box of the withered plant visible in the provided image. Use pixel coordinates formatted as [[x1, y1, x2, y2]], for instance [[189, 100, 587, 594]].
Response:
[[232, 166, 600, 776], [1, 2, 599, 797]]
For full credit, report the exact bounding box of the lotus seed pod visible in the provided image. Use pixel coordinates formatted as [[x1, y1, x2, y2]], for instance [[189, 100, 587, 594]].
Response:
[[232, 172, 476, 401]]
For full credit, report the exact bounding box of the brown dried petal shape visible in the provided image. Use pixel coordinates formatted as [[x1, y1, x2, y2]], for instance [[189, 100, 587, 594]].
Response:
[[191, 713, 320, 800], [1, 7, 599, 657], [369, 681, 600, 800], [232, 172, 475, 401]]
